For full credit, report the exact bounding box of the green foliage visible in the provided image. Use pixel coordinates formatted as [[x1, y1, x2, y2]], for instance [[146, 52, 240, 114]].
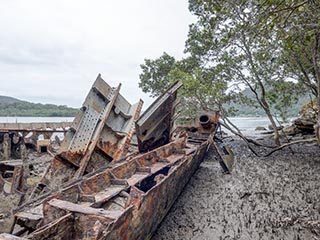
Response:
[[169, 67, 229, 117], [139, 52, 177, 98], [228, 87, 310, 119], [258, 1, 320, 97], [0, 101, 78, 117], [139, 54, 231, 118]]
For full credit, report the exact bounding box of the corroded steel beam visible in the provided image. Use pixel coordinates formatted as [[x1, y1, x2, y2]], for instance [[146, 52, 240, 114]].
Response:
[[0, 122, 71, 130], [0, 132, 28, 161], [135, 81, 182, 153], [0, 129, 67, 133]]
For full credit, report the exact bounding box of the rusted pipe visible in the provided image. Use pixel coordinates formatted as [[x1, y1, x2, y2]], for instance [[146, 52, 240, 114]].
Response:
[[199, 115, 212, 129]]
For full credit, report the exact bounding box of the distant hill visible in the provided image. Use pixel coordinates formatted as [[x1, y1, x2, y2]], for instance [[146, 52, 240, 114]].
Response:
[[0, 95, 23, 104], [227, 89, 311, 118], [0, 95, 78, 117]]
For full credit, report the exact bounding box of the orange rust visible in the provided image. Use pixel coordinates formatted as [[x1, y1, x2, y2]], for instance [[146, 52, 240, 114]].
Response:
[[97, 140, 122, 159], [55, 151, 83, 167], [213, 111, 220, 124]]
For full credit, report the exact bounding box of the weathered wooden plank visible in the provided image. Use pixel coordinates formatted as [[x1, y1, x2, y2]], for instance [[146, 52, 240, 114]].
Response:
[[48, 199, 123, 220], [15, 205, 43, 229], [94, 185, 127, 203]]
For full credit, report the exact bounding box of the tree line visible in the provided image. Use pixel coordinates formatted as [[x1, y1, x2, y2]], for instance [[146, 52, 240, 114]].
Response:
[[0, 101, 78, 117]]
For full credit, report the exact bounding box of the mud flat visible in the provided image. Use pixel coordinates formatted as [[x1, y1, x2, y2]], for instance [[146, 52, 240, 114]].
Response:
[[152, 136, 320, 240]]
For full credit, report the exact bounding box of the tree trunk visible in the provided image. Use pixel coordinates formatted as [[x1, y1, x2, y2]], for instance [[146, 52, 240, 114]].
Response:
[[240, 31, 281, 145], [313, 33, 320, 141], [259, 90, 281, 146], [316, 79, 320, 142], [265, 107, 281, 146]]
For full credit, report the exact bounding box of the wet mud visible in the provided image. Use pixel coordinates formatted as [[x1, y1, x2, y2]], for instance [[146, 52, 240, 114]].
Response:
[[152, 137, 320, 240]]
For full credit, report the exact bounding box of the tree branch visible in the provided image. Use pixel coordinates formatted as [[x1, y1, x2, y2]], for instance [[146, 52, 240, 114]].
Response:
[[264, 138, 318, 157], [269, 1, 309, 14]]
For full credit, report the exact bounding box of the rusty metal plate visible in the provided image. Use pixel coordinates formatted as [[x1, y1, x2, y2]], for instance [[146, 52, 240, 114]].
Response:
[[68, 107, 100, 153], [136, 81, 182, 152]]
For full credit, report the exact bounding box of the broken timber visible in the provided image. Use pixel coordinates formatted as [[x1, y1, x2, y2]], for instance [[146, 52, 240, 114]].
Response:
[[0, 75, 220, 240]]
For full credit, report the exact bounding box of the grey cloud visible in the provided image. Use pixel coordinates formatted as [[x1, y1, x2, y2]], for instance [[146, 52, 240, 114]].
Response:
[[0, 0, 194, 109]]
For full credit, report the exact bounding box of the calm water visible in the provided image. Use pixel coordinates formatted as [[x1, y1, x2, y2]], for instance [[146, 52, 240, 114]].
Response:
[[0, 116, 291, 137], [225, 117, 295, 136], [0, 116, 74, 123], [226, 117, 272, 136]]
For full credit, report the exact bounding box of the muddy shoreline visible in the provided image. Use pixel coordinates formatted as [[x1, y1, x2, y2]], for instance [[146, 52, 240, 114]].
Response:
[[152, 136, 320, 240]]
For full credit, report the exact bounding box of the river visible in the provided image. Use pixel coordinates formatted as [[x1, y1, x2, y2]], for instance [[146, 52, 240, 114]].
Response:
[[224, 117, 273, 136], [0, 116, 74, 123]]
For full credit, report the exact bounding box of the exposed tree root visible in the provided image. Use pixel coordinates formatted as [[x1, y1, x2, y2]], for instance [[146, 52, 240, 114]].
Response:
[[263, 138, 318, 157]]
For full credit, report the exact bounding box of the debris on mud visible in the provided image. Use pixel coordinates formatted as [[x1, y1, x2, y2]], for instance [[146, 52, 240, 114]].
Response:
[[152, 136, 320, 240]]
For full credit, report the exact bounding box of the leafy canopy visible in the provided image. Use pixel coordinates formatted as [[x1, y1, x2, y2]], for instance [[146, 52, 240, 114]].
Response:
[[139, 0, 319, 124]]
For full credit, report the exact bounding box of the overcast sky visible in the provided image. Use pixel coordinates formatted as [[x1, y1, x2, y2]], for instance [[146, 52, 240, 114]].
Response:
[[0, 0, 194, 109]]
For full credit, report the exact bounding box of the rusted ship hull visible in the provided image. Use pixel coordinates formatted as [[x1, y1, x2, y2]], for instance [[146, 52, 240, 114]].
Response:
[[19, 140, 208, 240], [0, 76, 217, 240], [104, 142, 208, 240]]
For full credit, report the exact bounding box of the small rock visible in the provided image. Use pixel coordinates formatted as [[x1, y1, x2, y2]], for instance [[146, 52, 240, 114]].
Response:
[[281, 125, 297, 136], [268, 125, 283, 131], [255, 126, 267, 131]]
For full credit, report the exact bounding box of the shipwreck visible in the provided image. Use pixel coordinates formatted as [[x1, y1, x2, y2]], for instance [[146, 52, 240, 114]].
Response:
[[0, 74, 227, 240]]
